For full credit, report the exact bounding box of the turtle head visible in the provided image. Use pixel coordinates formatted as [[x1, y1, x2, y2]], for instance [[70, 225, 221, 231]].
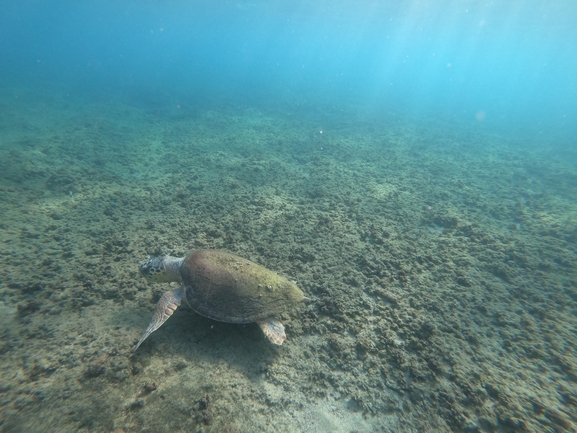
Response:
[[139, 256, 183, 283]]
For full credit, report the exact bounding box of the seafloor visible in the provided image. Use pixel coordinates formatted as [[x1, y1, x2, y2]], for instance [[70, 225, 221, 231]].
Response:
[[0, 85, 576, 433]]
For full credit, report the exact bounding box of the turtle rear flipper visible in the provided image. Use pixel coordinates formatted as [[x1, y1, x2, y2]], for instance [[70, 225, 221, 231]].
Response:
[[134, 288, 182, 352], [256, 317, 286, 345]]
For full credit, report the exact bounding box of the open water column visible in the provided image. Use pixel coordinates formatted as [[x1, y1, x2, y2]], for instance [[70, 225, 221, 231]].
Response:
[[0, 1, 576, 432]]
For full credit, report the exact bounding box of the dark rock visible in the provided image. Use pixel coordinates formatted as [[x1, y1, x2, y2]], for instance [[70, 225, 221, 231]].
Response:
[[86, 364, 106, 378], [131, 362, 142, 375], [17, 301, 41, 317], [144, 382, 157, 393], [129, 399, 145, 410]]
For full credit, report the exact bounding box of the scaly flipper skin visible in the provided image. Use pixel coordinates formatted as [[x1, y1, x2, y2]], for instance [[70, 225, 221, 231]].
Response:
[[256, 317, 286, 345], [134, 288, 183, 352]]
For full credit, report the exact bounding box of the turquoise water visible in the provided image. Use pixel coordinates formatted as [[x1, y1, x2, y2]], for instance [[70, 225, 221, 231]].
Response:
[[1, 1, 576, 432], [3, 1, 576, 134]]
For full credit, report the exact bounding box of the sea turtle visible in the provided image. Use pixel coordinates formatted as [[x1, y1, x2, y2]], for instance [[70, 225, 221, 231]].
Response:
[[133, 249, 306, 351]]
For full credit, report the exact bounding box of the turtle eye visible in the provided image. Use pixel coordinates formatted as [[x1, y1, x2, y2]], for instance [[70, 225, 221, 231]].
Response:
[[139, 261, 151, 276]]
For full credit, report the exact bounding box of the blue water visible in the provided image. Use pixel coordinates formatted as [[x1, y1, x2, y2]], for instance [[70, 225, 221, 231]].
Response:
[[2, 0, 576, 137], [1, 2, 577, 432]]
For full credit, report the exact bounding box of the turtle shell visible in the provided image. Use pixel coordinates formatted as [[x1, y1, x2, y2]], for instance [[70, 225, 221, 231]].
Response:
[[179, 250, 304, 323]]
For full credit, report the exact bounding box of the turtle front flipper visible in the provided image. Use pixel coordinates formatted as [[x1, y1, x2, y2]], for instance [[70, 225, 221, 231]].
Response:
[[256, 317, 286, 345], [134, 288, 183, 352]]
